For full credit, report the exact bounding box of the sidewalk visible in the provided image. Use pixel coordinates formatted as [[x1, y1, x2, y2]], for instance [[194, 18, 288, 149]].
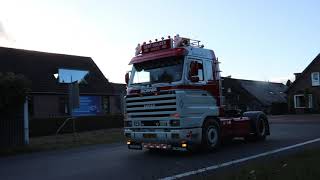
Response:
[[268, 114, 320, 123]]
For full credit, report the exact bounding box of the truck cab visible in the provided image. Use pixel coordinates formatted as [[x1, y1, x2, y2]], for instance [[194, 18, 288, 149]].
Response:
[[124, 35, 270, 151]]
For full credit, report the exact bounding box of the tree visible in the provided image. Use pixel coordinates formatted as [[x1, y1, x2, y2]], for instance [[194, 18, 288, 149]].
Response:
[[286, 79, 292, 87], [0, 72, 31, 113]]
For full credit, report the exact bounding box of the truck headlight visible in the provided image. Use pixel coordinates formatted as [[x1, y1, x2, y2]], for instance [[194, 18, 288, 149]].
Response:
[[170, 119, 180, 126]]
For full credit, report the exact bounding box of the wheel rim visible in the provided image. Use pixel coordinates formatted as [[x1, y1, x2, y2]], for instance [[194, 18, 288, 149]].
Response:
[[207, 126, 218, 147], [258, 119, 266, 136]]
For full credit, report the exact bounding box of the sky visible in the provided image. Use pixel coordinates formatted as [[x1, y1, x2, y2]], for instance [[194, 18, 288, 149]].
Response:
[[0, 0, 319, 84]]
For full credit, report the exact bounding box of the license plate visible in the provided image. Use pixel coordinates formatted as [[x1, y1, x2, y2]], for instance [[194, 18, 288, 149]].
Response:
[[128, 144, 142, 150], [143, 133, 157, 138]]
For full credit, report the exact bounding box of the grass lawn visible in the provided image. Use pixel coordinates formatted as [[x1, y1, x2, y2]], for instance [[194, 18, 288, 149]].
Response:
[[202, 147, 320, 180], [0, 128, 125, 156]]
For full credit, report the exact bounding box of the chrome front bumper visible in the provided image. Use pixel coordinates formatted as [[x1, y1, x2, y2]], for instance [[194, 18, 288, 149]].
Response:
[[124, 127, 202, 148]]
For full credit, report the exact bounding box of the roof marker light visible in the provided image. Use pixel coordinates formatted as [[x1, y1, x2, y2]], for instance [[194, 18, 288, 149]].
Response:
[[161, 37, 164, 40], [173, 34, 183, 48], [155, 39, 158, 42], [149, 40, 152, 43]]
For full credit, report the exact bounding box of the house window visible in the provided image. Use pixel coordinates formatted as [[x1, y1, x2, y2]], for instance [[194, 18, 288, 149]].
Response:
[[59, 96, 69, 114], [227, 88, 232, 93], [294, 94, 313, 108], [311, 72, 320, 86]]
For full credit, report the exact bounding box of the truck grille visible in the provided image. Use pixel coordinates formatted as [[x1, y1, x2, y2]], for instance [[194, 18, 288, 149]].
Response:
[[125, 91, 177, 121]]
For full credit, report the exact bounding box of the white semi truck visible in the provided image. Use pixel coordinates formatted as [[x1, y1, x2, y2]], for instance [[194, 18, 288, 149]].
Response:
[[124, 35, 270, 151]]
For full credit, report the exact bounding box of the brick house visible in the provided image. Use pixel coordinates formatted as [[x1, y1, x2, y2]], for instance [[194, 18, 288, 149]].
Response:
[[287, 53, 320, 113], [110, 83, 126, 114], [222, 77, 288, 114], [0, 46, 124, 118]]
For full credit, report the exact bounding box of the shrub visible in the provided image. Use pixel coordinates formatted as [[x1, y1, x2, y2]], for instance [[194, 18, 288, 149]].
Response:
[[0, 72, 31, 114]]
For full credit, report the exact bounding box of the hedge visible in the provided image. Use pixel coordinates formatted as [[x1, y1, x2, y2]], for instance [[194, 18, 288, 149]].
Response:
[[0, 72, 31, 113], [29, 114, 123, 137]]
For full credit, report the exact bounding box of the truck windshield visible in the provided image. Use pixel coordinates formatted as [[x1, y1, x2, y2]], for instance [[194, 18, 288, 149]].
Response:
[[131, 56, 184, 85]]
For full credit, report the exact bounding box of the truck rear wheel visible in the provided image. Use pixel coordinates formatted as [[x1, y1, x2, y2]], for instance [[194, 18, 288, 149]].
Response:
[[245, 117, 267, 141], [202, 120, 221, 152], [255, 117, 267, 140]]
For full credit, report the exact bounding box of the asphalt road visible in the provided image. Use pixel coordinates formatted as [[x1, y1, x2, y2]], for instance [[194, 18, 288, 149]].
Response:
[[1, 116, 320, 180]]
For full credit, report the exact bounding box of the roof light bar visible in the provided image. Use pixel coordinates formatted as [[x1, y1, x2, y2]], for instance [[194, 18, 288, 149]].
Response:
[[135, 34, 203, 55]]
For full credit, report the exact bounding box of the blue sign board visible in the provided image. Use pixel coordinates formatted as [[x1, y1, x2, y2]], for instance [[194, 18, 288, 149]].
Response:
[[72, 96, 102, 116]]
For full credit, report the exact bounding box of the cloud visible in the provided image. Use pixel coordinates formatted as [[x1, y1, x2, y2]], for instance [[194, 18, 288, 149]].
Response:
[[0, 21, 16, 46], [0, 21, 9, 39]]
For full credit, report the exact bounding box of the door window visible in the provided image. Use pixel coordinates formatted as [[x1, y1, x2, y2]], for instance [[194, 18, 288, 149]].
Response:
[[189, 59, 204, 82]]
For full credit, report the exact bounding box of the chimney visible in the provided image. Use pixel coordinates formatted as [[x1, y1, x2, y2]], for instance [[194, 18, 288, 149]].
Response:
[[294, 73, 301, 80]]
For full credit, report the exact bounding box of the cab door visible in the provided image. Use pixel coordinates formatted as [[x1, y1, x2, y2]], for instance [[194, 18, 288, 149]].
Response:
[[180, 58, 219, 122]]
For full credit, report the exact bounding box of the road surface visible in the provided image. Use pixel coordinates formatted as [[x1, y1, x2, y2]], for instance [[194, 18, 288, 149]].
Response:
[[1, 115, 320, 180]]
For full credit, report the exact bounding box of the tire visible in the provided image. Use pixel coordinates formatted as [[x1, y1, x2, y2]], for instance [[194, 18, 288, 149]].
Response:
[[245, 117, 267, 142], [255, 117, 267, 141], [202, 120, 221, 152]]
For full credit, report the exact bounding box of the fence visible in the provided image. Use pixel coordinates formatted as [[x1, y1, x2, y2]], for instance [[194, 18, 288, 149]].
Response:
[[29, 114, 123, 137], [0, 109, 25, 148]]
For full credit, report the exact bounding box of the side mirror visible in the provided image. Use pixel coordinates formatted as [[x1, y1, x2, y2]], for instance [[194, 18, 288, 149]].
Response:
[[189, 61, 199, 82], [125, 72, 129, 85], [189, 61, 198, 76]]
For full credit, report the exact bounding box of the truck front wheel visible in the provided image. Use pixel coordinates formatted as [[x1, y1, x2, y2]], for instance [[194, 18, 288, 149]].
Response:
[[202, 120, 221, 152]]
